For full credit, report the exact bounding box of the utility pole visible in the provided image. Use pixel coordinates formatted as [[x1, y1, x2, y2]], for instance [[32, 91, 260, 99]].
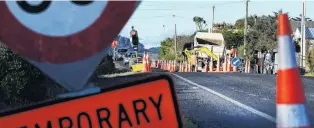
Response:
[[173, 15, 177, 59], [301, 0, 306, 68], [212, 6, 215, 33], [244, 0, 249, 56]]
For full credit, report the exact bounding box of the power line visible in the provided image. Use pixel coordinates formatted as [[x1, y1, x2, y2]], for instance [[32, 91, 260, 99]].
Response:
[[137, 1, 243, 11]]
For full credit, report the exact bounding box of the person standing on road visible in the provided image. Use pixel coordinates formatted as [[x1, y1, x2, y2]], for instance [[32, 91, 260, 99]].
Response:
[[264, 50, 273, 74]]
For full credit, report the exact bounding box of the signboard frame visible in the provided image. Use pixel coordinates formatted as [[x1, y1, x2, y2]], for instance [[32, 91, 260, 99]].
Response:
[[0, 74, 183, 128]]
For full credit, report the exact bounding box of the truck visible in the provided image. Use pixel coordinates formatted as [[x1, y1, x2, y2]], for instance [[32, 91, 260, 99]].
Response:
[[182, 32, 229, 71]]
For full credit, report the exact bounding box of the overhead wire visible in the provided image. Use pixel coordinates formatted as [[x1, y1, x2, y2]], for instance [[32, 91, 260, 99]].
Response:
[[137, 1, 243, 11]]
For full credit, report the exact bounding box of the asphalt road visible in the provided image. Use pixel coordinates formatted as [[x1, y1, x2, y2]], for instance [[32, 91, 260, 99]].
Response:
[[109, 62, 314, 127], [171, 72, 314, 128]]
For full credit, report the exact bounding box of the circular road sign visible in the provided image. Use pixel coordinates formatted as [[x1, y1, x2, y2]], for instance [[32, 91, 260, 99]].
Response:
[[0, 1, 138, 63], [231, 57, 241, 67]]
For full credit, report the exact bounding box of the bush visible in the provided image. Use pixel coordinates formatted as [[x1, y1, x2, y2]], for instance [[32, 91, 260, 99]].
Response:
[[0, 46, 115, 110], [237, 45, 245, 57], [0, 46, 48, 107]]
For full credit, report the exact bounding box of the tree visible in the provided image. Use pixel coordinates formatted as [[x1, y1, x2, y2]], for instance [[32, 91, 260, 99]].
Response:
[[160, 38, 175, 60], [222, 29, 244, 49], [193, 16, 207, 31]]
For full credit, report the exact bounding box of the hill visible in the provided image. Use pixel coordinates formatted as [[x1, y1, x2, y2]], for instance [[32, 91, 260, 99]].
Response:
[[148, 47, 160, 54]]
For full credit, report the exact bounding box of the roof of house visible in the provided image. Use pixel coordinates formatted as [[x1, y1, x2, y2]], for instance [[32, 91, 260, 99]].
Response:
[[290, 20, 314, 31], [291, 21, 314, 39]]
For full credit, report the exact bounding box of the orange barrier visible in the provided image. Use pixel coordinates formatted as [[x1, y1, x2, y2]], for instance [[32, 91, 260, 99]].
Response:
[[276, 14, 310, 128]]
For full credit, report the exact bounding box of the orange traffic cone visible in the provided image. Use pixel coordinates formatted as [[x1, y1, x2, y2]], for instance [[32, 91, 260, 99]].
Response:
[[228, 53, 232, 72], [223, 55, 227, 72], [209, 57, 214, 72], [276, 13, 310, 128], [147, 52, 151, 72], [203, 59, 208, 72], [216, 55, 221, 72], [142, 52, 147, 72]]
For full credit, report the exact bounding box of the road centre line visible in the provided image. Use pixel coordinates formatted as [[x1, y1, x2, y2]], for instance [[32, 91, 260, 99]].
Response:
[[171, 73, 276, 123]]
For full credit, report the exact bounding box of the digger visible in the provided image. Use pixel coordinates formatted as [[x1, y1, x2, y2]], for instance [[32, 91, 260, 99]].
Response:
[[181, 32, 228, 72]]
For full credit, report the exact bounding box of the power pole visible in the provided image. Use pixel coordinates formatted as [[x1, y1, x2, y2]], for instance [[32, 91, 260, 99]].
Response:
[[173, 15, 177, 59], [212, 6, 215, 33], [301, 0, 306, 68], [244, 0, 249, 56]]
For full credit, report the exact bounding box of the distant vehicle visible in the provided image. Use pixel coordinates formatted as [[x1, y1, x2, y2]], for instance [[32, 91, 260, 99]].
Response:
[[115, 48, 128, 61], [123, 53, 136, 65], [129, 57, 144, 72]]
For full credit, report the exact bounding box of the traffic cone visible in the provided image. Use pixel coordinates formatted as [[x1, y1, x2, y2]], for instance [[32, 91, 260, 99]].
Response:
[[184, 62, 188, 72], [223, 55, 227, 72], [276, 13, 310, 128], [244, 58, 248, 73], [209, 57, 214, 72], [228, 53, 232, 72], [203, 59, 208, 72], [145, 52, 150, 72], [170, 60, 173, 72], [142, 52, 147, 72], [216, 55, 221, 72]]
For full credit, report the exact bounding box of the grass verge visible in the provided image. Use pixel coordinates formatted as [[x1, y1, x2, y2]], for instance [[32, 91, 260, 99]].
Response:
[[304, 72, 314, 77], [99, 72, 138, 78]]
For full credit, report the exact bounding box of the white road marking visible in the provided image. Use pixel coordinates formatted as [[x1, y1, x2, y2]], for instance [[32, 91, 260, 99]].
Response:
[[171, 73, 276, 123]]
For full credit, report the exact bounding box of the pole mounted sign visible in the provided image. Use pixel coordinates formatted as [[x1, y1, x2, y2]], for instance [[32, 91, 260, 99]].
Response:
[[0, 1, 139, 91], [0, 75, 183, 128], [231, 57, 241, 67]]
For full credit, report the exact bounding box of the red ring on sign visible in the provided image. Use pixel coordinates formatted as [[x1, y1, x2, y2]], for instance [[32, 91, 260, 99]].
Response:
[[0, 1, 137, 64]]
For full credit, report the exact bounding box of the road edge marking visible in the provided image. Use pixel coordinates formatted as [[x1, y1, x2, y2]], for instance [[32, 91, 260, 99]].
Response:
[[171, 73, 277, 123]]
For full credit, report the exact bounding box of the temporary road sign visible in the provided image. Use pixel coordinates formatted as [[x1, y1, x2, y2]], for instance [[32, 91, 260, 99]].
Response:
[[0, 1, 140, 91], [0, 75, 183, 128], [232, 57, 241, 67]]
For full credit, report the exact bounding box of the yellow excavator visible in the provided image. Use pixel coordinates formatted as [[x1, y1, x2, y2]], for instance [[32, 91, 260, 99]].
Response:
[[182, 32, 228, 71], [184, 47, 218, 63]]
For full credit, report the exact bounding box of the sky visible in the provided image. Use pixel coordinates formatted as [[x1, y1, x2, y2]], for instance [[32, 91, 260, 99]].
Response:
[[118, 0, 314, 49]]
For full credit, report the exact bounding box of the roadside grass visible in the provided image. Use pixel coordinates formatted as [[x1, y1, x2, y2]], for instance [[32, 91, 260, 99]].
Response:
[[99, 71, 138, 78], [183, 116, 200, 128], [304, 72, 314, 77]]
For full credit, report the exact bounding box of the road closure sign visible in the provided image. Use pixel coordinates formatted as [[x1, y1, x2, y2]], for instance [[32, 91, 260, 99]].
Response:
[[0, 75, 183, 128]]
